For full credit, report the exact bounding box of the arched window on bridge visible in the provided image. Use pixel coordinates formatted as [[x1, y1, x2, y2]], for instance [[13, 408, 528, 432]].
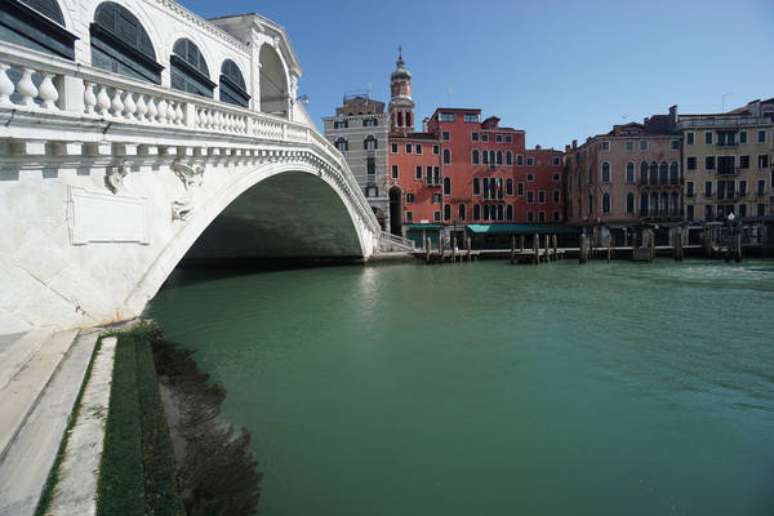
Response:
[[91, 2, 161, 84], [259, 43, 288, 117], [171, 38, 215, 98], [219, 59, 249, 107], [334, 138, 348, 152], [0, 0, 76, 59]]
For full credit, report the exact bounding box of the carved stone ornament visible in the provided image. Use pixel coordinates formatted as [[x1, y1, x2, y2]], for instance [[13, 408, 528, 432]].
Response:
[[170, 160, 204, 222], [105, 164, 128, 194], [171, 159, 205, 190]]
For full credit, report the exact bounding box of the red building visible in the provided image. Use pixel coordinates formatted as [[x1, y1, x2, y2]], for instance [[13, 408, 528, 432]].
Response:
[[386, 53, 565, 246]]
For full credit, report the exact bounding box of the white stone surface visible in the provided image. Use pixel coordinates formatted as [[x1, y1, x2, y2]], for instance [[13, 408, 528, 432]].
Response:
[[47, 336, 117, 516], [0, 1, 387, 334], [0, 330, 96, 516]]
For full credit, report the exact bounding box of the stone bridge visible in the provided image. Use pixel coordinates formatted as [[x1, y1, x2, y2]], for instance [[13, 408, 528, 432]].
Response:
[[0, 0, 391, 334]]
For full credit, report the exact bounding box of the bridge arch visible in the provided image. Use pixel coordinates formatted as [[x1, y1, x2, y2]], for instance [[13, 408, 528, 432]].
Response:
[[124, 162, 370, 316], [259, 42, 289, 117]]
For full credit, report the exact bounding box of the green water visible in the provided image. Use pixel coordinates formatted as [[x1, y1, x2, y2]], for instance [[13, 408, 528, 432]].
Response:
[[147, 260, 774, 515]]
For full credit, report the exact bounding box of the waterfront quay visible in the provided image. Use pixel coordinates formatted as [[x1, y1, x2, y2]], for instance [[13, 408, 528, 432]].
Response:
[[0, 0, 773, 515]]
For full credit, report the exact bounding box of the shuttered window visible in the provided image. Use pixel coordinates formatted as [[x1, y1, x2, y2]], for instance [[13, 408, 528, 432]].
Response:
[[220, 59, 249, 107], [171, 38, 215, 98], [91, 2, 161, 84]]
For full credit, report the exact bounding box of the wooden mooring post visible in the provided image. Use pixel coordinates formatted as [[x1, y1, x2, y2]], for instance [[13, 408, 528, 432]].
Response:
[[552, 234, 558, 260], [467, 236, 472, 262], [606, 239, 612, 263], [510, 235, 516, 264], [520, 234, 525, 253], [533, 233, 540, 265], [452, 234, 457, 264], [579, 233, 589, 264], [425, 236, 431, 264], [674, 227, 684, 262], [439, 234, 445, 265], [544, 234, 550, 263]]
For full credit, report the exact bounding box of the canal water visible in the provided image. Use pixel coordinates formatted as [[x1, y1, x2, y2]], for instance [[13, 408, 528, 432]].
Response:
[[147, 260, 774, 515]]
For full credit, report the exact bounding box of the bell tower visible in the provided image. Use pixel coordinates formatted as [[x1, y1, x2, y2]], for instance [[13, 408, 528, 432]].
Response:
[[389, 47, 415, 136]]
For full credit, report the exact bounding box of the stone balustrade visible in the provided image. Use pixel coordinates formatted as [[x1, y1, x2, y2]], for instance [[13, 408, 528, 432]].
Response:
[[0, 40, 377, 232]]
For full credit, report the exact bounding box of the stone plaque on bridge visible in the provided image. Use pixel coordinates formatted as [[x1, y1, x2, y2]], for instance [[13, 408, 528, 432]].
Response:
[[68, 187, 150, 245]]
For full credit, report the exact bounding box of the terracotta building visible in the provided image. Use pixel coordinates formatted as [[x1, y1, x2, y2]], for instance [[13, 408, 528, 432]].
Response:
[[384, 52, 565, 245]]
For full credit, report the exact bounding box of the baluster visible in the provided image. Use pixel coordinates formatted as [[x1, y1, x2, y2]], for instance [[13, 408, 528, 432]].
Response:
[[175, 102, 184, 125], [111, 89, 125, 118], [83, 81, 97, 114], [207, 110, 215, 129], [135, 94, 148, 122], [96, 85, 111, 116], [38, 73, 59, 110], [157, 99, 168, 124], [123, 91, 136, 120], [146, 97, 158, 122], [0, 64, 14, 108], [17, 67, 38, 107], [168, 101, 177, 124]]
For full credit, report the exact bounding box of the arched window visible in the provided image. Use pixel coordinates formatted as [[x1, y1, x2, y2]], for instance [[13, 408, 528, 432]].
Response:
[[473, 177, 480, 195], [496, 151, 503, 165], [91, 3, 160, 83], [397, 112, 403, 127], [1, 0, 75, 59], [626, 193, 634, 214], [474, 204, 481, 221], [671, 192, 680, 215], [670, 162, 679, 184], [640, 161, 648, 184], [458, 204, 465, 221], [506, 178, 513, 195], [506, 151, 513, 166], [259, 43, 288, 117], [640, 192, 649, 216], [406, 112, 412, 128], [626, 162, 635, 183], [444, 204, 451, 221], [334, 138, 348, 152], [649, 162, 658, 185], [506, 204, 513, 221], [220, 59, 249, 107], [472, 149, 480, 165], [659, 162, 669, 185], [482, 150, 489, 164], [603, 192, 611, 214], [171, 38, 215, 97], [650, 192, 659, 215], [660, 192, 669, 215], [443, 149, 451, 164], [364, 135, 377, 151], [443, 177, 451, 195], [497, 204, 504, 220], [602, 161, 611, 183], [489, 150, 496, 166]]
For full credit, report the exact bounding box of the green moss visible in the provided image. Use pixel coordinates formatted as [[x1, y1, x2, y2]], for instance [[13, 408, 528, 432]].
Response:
[[96, 322, 184, 516]]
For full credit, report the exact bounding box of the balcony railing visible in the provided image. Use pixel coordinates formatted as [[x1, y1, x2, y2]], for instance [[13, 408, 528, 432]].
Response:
[[0, 40, 378, 230]]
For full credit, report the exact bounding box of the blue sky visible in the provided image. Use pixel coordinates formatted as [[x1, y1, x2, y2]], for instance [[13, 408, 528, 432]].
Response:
[[181, 0, 774, 150]]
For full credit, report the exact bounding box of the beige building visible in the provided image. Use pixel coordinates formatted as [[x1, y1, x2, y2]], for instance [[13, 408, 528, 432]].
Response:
[[323, 95, 390, 229], [677, 99, 774, 222]]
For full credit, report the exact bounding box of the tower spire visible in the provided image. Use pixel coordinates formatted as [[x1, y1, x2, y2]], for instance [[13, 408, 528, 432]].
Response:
[[389, 47, 415, 135]]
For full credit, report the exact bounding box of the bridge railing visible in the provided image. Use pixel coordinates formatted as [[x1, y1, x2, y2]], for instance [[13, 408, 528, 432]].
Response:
[[0, 40, 378, 233]]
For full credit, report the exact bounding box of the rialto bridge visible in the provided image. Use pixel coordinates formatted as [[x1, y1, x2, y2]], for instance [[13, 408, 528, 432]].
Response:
[[0, 0, 404, 334]]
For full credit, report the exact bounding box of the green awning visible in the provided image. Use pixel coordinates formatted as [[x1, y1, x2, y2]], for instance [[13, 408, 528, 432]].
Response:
[[404, 224, 444, 231], [466, 224, 579, 235]]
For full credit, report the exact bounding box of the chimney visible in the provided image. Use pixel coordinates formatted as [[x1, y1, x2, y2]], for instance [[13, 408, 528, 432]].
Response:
[[572, 139, 577, 149], [422, 117, 429, 132]]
